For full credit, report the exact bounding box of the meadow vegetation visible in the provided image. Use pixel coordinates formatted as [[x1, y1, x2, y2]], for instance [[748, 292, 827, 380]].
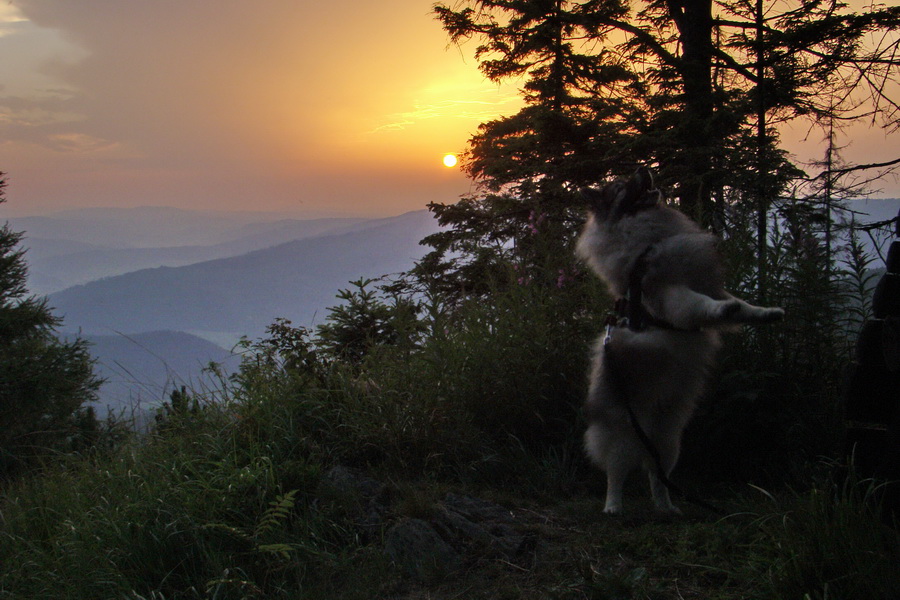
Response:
[[1, 219, 898, 598]]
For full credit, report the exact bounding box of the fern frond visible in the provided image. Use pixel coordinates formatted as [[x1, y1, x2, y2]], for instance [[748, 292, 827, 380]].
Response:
[[256, 543, 296, 560], [254, 489, 298, 538]]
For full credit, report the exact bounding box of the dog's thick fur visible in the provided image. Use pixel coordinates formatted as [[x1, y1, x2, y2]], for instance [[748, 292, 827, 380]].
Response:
[[575, 167, 783, 514]]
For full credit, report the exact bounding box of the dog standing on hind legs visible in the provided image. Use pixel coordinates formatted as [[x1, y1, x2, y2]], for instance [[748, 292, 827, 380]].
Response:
[[575, 167, 784, 514]]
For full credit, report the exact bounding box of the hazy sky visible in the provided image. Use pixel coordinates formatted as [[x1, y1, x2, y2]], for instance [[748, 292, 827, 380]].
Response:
[[0, 1, 897, 218], [0, 0, 523, 217]]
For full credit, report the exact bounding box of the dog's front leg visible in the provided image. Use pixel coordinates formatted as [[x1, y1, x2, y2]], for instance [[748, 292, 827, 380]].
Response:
[[653, 285, 734, 329], [653, 285, 783, 329], [717, 292, 785, 324]]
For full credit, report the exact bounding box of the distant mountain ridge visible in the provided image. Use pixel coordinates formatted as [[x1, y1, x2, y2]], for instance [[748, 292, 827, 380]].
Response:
[[10, 205, 348, 249], [11, 206, 381, 295], [50, 210, 439, 343], [22, 216, 374, 295]]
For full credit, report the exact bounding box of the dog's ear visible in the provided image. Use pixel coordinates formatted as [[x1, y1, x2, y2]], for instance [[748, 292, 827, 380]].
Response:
[[626, 166, 654, 201], [633, 166, 654, 192]]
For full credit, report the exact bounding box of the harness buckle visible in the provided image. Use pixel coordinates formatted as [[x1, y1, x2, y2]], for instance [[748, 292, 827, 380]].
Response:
[[603, 313, 618, 346]]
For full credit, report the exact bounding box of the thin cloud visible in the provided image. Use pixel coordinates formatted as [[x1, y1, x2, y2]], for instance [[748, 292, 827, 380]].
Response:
[[370, 94, 521, 134], [0, 5, 27, 37], [45, 132, 118, 153]]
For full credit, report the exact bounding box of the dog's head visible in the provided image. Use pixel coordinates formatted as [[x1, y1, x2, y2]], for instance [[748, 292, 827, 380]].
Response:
[[582, 167, 662, 223]]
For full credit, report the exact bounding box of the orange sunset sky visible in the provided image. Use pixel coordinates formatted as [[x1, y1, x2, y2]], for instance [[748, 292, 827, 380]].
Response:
[[1, 1, 898, 218]]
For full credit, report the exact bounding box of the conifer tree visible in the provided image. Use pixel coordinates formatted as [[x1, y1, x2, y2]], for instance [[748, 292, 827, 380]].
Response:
[[422, 0, 641, 299], [0, 173, 101, 477], [424, 0, 899, 298]]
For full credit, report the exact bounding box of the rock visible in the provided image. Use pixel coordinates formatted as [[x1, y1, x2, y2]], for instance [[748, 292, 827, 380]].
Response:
[[318, 469, 538, 579], [322, 465, 386, 501], [318, 466, 388, 540], [382, 494, 537, 579], [443, 493, 515, 523], [384, 518, 461, 580], [436, 493, 529, 560]]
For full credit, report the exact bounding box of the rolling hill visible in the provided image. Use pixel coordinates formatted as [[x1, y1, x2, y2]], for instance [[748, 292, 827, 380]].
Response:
[[50, 210, 440, 344], [17, 211, 368, 295], [83, 330, 241, 421]]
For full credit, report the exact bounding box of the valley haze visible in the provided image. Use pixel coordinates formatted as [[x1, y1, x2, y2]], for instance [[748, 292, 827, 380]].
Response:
[[8, 206, 442, 418]]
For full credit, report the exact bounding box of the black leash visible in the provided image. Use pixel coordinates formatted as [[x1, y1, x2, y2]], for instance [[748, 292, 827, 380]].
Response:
[[622, 245, 682, 332]]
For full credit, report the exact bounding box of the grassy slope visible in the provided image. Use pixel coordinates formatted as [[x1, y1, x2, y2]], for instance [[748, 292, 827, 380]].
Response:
[[2, 393, 897, 600], [3, 265, 899, 599]]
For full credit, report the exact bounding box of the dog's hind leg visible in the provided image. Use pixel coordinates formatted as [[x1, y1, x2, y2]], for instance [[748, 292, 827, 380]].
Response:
[[642, 428, 682, 514], [585, 422, 629, 514], [648, 472, 678, 514], [603, 455, 629, 514]]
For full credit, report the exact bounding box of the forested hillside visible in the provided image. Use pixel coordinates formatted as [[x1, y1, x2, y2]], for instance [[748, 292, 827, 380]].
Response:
[[49, 210, 439, 340]]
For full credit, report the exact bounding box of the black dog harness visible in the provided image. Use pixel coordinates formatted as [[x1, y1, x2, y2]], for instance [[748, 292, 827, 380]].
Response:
[[610, 244, 683, 333]]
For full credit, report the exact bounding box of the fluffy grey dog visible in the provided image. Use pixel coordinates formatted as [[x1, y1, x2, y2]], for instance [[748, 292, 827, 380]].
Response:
[[575, 167, 783, 514]]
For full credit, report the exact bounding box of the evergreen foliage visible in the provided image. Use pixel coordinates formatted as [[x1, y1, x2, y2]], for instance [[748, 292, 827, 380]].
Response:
[[316, 278, 422, 365], [426, 0, 899, 285], [420, 0, 899, 482], [0, 174, 101, 477]]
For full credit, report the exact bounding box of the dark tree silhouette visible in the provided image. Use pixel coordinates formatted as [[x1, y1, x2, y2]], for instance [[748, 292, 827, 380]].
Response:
[[0, 173, 101, 477]]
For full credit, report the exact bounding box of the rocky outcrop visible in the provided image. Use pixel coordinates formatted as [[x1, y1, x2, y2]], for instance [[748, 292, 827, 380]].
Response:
[[317, 465, 388, 542], [384, 517, 462, 580], [320, 466, 537, 580], [384, 493, 536, 579]]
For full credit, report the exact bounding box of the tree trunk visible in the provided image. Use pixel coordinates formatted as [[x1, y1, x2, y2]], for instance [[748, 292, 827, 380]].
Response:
[[669, 0, 715, 224]]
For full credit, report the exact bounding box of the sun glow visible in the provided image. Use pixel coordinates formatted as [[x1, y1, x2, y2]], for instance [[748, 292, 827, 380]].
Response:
[[443, 153, 458, 168]]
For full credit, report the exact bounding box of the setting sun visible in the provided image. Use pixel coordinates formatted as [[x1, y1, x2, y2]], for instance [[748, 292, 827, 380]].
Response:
[[443, 153, 458, 168]]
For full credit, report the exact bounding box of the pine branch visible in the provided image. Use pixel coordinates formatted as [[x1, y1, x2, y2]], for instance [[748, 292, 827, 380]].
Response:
[[816, 157, 900, 178]]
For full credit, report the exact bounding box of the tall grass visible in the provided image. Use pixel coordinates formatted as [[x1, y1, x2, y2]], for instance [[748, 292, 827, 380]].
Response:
[[746, 470, 900, 600], [0, 401, 385, 599]]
